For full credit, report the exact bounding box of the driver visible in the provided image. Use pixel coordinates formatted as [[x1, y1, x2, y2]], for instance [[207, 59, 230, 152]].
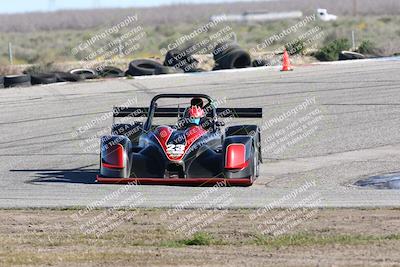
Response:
[[186, 105, 205, 126], [178, 98, 206, 129], [190, 97, 204, 108]]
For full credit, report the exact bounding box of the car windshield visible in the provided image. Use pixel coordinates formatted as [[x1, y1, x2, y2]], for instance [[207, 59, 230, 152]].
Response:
[[152, 99, 191, 127]]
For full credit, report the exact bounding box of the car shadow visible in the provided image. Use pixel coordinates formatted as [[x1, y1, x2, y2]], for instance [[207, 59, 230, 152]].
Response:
[[11, 164, 98, 184]]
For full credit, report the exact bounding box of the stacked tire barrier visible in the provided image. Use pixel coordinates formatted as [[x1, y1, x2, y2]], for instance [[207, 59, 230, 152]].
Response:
[[4, 75, 31, 88], [53, 72, 83, 82], [69, 68, 98, 79], [0, 61, 170, 89], [339, 51, 366, 60], [31, 73, 58, 85], [0, 40, 262, 90], [163, 43, 201, 73], [98, 66, 125, 78], [126, 59, 164, 76], [154, 65, 184, 75], [252, 59, 267, 67], [213, 42, 252, 70], [0, 68, 101, 89], [162, 42, 255, 72]]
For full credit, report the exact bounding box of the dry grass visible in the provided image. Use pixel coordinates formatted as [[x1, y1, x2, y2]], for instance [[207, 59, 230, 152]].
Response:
[[1, 208, 400, 266], [0, 2, 399, 73], [0, 0, 399, 32]]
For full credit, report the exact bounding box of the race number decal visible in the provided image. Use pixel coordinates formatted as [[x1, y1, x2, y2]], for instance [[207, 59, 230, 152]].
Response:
[[166, 144, 185, 157]]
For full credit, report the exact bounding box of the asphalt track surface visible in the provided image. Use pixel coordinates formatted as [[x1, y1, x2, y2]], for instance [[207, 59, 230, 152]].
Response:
[[1, 58, 400, 208]]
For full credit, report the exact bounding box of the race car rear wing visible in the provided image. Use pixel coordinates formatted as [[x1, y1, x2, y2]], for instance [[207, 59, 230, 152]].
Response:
[[113, 107, 262, 118]]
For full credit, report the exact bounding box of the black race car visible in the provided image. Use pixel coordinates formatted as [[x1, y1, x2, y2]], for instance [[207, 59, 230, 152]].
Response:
[[97, 93, 262, 186]]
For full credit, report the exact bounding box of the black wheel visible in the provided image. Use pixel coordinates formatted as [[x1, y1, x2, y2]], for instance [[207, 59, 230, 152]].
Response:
[[126, 59, 163, 76], [218, 48, 251, 69], [163, 45, 199, 73], [69, 68, 98, 79], [213, 42, 251, 69], [254, 144, 260, 177], [53, 72, 83, 82], [123, 157, 131, 178], [249, 145, 258, 181], [213, 42, 240, 62], [31, 73, 58, 85], [252, 59, 267, 67], [339, 51, 365, 60], [184, 67, 204, 73], [98, 66, 125, 78], [154, 65, 183, 75], [4, 75, 31, 88]]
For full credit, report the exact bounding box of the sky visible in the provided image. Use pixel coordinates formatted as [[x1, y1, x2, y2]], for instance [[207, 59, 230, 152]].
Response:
[[0, 0, 261, 14]]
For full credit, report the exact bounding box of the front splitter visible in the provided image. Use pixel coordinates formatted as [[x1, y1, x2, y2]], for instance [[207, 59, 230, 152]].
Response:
[[96, 175, 253, 186]]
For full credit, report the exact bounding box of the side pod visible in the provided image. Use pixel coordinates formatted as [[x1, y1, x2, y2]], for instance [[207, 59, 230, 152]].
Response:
[[222, 136, 253, 179], [100, 135, 131, 178]]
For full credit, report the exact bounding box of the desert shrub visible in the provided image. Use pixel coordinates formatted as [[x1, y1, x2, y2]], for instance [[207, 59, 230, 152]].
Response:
[[0, 64, 22, 75], [315, 38, 351, 61], [357, 40, 376, 54], [23, 62, 57, 74], [285, 39, 306, 55]]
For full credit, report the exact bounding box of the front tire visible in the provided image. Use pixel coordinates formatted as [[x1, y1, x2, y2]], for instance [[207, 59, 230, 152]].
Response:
[[254, 145, 260, 177], [250, 145, 259, 181]]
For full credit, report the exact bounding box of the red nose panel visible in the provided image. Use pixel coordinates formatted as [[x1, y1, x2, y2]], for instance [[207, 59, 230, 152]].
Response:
[[185, 126, 207, 149], [154, 126, 207, 161], [155, 126, 173, 145]]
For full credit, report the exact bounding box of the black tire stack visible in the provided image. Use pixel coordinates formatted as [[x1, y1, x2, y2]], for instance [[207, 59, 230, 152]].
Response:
[[2, 65, 128, 89], [163, 43, 200, 73], [98, 66, 125, 78], [53, 72, 83, 82], [31, 73, 58, 85], [252, 59, 267, 67], [154, 65, 184, 75], [69, 68, 99, 79], [126, 59, 163, 76], [213, 42, 251, 70], [4, 75, 31, 88], [339, 51, 366, 60]]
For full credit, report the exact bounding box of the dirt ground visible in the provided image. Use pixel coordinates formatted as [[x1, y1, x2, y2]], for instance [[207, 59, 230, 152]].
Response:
[[0, 208, 399, 267]]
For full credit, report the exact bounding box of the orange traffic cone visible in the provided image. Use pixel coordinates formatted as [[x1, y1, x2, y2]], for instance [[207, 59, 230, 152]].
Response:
[[281, 49, 293, 71]]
